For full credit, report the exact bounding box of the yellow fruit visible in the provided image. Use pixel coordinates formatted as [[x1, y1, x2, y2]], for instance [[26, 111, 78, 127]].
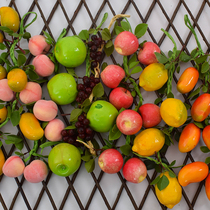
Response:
[[0, 32, 3, 43], [0, 65, 7, 79], [139, 63, 168, 91], [132, 128, 165, 156], [0, 148, 5, 175], [155, 171, 182, 209], [0, 106, 7, 123], [0, 7, 20, 32], [7, 68, 27, 92], [160, 98, 187, 128]]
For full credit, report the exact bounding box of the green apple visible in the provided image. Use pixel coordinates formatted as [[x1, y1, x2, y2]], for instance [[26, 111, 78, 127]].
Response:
[[47, 73, 77, 105], [54, 36, 87, 68], [87, 100, 118, 133], [48, 143, 81, 177]]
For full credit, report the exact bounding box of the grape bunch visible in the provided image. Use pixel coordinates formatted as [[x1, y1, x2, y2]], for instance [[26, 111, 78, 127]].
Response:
[[61, 112, 95, 147], [76, 75, 100, 104]]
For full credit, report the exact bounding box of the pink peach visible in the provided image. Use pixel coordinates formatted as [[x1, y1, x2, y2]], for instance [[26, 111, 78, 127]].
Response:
[[3, 156, 25, 177], [19, 82, 42, 104], [28, 35, 51, 56], [45, 119, 65, 141], [32, 54, 55, 77], [33, 99, 58, 121], [24, 160, 48, 183], [0, 79, 14, 101], [101, 65, 125, 88]]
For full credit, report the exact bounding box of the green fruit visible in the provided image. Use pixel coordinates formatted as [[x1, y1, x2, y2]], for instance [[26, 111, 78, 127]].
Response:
[[54, 36, 87, 68], [48, 143, 81, 177], [47, 73, 77, 105], [87, 100, 118, 133]]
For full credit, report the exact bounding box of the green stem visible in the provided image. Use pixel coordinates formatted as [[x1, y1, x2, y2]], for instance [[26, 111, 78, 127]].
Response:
[[93, 13, 108, 35], [24, 140, 39, 163]]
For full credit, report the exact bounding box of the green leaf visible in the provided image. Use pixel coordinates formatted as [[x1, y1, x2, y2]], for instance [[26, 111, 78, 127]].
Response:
[[167, 92, 174, 98], [194, 55, 208, 65], [78, 30, 89, 41], [121, 21, 130, 31], [184, 103, 191, 110], [128, 53, 137, 65], [134, 23, 148, 39], [70, 108, 83, 122], [130, 66, 142, 75], [17, 54, 26, 67], [193, 121, 204, 129], [129, 60, 139, 69], [0, 141, 2, 148], [150, 175, 161, 185], [105, 40, 113, 48], [0, 104, 4, 109], [85, 159, 95, 173], [92, 82, 104, 98], [120, 144, 131, 155], [115, 26, 124, 35], [188, 87, 200, 99], [81, 98, 91, 108], [154, 97, 162, 105], [26, 69, 39, 80], [202, 85, 208, 93], [201, 61, 209, 74], [40, 141, 60, 149], [144, 159, 156, 170], [81, 155, 91, 161], [5, 135, 23, 144], [131, 90, 136, 97], [205, 157, 210, 164], [101, 62, 108, 71], [15, 141, 24, 150], [23, 32, 31, 39], [104, 43, 114, 56], [155, 52, 169, 64], [168, 171, 176, 178], [109, 124, 122, 140], [191, 48, 198, 58], [0, 43, 6, 50], [157, 175, 169, 191], [169, 160, 176, 167], [43, 30, 55, 45], [179, 51, 191, 62], [64, 125, 76, 130], [66, 68, 78, 77], [101, 28, 111, 41], [0, 26, 14, 35], [200, 146, 210, 153], [10, 110, 20, 126]]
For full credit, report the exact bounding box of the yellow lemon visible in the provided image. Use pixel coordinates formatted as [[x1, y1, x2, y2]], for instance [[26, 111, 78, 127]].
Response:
[[0, 148, 5, 175], [132, 128, 165, 156], [160, 98, 187, 127], [139, 63, 168, 91], [0, 106, 7, 123], [7, 68, 27, 92], [0, 65, 7, 80], [155, 171, 182, 209]]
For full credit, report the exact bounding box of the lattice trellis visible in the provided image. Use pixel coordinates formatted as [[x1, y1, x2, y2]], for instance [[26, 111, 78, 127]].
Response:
[[0, 0, 210, 209]]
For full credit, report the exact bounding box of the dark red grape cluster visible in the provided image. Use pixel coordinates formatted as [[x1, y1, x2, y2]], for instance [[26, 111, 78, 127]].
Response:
[[61, 112, 95, 147], [76, 75, 100, 104]]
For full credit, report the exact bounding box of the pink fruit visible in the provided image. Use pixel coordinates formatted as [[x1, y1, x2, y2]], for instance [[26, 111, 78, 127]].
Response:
[[122, 157, 147, 183], [3, 156, 25, 177], [33, 99, 58, 122], [138, 42, 160, 65], [116, 109, 142, 135], [139, 103, 162, 128], [28, 35, 51, 56], [24, 160, 48, 183], [19, 81, 42, 104], [114, 31, 139, 56], [45, 119, 65, 141], [98, 148, 123, 174], [32, 54, 55, 77], [0, 79, 14, 101], [101, 65, 125, 89], [109, 87, 133, 110]]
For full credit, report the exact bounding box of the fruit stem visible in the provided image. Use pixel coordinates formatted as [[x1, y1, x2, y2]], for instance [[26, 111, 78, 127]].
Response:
[[108, 14, 130, 30], [76, 139, 96, 156]]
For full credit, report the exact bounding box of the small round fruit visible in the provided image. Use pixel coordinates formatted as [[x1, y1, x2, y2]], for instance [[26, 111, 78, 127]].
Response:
[[98, 149, 123, 174], [87, 100, 118, 133], [54, 36, 86, 68], [0, 106, 8, 123], [0, 65, 6, 79], [7, 68, 27, 92], [122, 158, 147, 183], [48, 143, 81, 177], [160, 98, 187, 128], [47, 73, 78, 105]]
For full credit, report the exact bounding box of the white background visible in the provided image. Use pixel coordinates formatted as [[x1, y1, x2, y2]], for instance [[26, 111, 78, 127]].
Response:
[[0, 0, 210, 209]]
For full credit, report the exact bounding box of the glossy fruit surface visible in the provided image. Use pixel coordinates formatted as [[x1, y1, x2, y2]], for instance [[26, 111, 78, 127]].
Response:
[[205, 173, 210, 200], [139, 63, 168, 91], [19, 113, 44, 141], [178, 123, 200, 153], [47, 73, 78, 105], [202, 125, 210, 150], [54, 36, 86, 68], [0, 7, 20, 32], [132, 128, 165, 156], [87, 100, 118, 133], [160, 98, 187, 127], [0, 106, 7, 123], [177, 67, 199, 94], [48, 143, 81, 177], [7, 68, 27, 92], [0, 149, 5, 175], [0, 65, 6, 79], [191, 93, 210, 122], [155, 171, 182, 209], [178, 161, 208, 187]]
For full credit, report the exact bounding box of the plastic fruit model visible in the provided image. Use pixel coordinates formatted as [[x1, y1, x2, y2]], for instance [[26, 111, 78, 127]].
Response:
[[122, 158, 147, 183], [0, 106, 8, 123], [0, 65, 6, 79], [47, 73, 78, 105], [48, 143, 81, 177], [202, 125, 210, 149], [98, 149, 123, 174], [0, 79, 14, 101], [87, 100, 118, 133], [54, 36, 87, 68], [0, 149, 5, 175]]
